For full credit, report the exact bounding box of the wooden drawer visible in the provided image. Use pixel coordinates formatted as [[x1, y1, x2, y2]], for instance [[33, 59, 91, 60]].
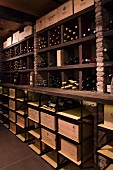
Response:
[[9, 88, 15, 98], [41, 128, 56, 149], [10, 121, 16, 134], [58, 119, 92, 142], [74, 0, 94, 14], [9, 110, 16, 122], [46, 9, 58, 27], [9, 99, 15, 110], [60, 138, 91, 162], [36, 15, 46, 32], [58, 0, 73, 21], [41, 112, 56, 131], [104, 105, 113, 128], [17, 115, 25, 128], [28, 108, 39, 122]]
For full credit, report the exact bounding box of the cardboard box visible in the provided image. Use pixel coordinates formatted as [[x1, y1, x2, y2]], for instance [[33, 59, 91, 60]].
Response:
[[24, 25, 33, 37], [9, 110, 16, 122], [9, 88, 15, 98], [3, 41, 7, 49], [17, 115, 25, 127], [41, 128, 56, 149], [28, 108, 39, 122], [58, 119, 92, 142], [60, 138, 91, 162], [40, 112, 56, 130], [74, 0, 94, 14], [10, 121, 16, 134], [19, 31, 25, 41], [9, 99, 15, 110], [7, 37, 12, 47], [12, 31, 19, 44], [36, 16, 46, 32], [104, 105, 113, 128], [46, 9, 58, 27], [58, 0, 73, 21]]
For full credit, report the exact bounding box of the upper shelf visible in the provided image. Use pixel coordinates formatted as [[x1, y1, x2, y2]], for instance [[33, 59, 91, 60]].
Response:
[[38, 35, 96, 53], [2, 35, 33, 51]]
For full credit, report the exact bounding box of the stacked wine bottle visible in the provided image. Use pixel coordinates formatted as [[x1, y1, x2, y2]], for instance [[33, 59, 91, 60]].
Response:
[[61, 79, 79, 90], [49, 26, 61, 46], [38, 37, 47, 49], [82, 76, 96, 91], [82, 22, 96, 37]]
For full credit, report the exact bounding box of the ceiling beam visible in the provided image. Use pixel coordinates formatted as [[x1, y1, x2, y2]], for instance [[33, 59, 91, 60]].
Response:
[[0, 5, 38, 24]]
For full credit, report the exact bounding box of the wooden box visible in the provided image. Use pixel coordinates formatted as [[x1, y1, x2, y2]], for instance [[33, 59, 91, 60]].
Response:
[[46, 9, 58, 27], [41, 128, 56, 149], [17, 115, 25, 127], [60, 138, 91, 162], [58, 119, 92, 142], [58, 0, 73, 21], [19, 31, 25, 41], [12, 31, 19, 44], [10, 121, 16, 134], [9, 99, 15, 110], [28, 108, 39, 122], [24, 25, 33, 37], [9, 88, 15, 98], [104, 105, 113, 128], [36, 16, 46, 32], [57, 50, 62, 66], [9, 110, 16, 122], [74, 0, 94, 14], [7, 37, 12, 47], [3, 41, 7, 49], [40, 112, 56, 130]]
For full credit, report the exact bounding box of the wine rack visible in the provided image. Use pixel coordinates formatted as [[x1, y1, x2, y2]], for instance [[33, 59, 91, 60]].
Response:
[[36, 7, 97, 92], [2, 35, 34, 85]]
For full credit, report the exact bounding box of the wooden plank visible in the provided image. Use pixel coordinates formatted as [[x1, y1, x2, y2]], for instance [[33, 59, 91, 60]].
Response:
[[98, 143, 113, 159], [98, 124, 113, 131], [28, 129, 40, 139], [29, 143, 40, 154], [28, 101, 39, 107], [106, 164, 113, 170], [16, 110, 26, 116], [16, 134, 25, 142]]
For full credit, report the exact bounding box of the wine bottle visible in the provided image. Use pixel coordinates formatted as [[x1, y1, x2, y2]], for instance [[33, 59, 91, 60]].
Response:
[[106, 20, 113, 31], [14, 71, 20, 85], [107, 74, 112, 93]]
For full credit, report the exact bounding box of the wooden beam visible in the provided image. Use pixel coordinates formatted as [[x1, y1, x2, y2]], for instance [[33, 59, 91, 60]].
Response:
[[0, 5, 38, 24]]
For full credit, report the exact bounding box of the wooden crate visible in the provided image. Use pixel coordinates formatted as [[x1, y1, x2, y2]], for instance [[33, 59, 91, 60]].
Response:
[[58, 119, 92, 142], [7, 37, 12, 47], [41, 128, 56, 149], [9, 88, 15, 98], [36, 15, 46, 32], [24, 25, 33, 37], [3, 41, 7, 49], [46, 9, 58, 27], [104, 105, 113, 128], [19, 31, 25, 41], [41, 112, 56, 131], [17, 115, 25, 128], [9, 99, 15, 110], [58, 0, 73, 21], [9, 110, 16, 122], [12, 31, 19, 44], [28, 108, 39, 122], [74, 0, 94, 14], [60, 138, 91, 162], [10, 121, 16, 134]]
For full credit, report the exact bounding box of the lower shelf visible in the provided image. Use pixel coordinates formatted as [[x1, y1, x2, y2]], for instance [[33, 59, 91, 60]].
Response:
[[41, 151, 57, 168], [29, 143, 41, 154], [98, 142, 113, 159], [3, 123, 9, 128], [106, 164, 113, 170], [9, 129, 16, 134], [28, 129, 40, 139], [60, 163, 80, 170]]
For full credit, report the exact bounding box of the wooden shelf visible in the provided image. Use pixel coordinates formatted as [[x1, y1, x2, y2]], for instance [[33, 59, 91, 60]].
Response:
[[0, 120, 3, 124], [3, 114, 9, 118], [3, 124, 9, 128], [98, 142, 113, 159], [29, 143, 40, 154], [103, 30, 113, 37], [2, 35, 33, 51], [28, 101, 39, 107], [59, 150, 81, 166], [16, 122, 25, 128], [2, 104, 8, 107], [41, 139, 56, 150], [106, 164, 113, 170], [40, 106, 55, 112], [16, 110, 26, 115], [60, 163, 81, 170], [3, 69, 34, 74], [104, 62, 113, 67], [16, 134, 26, 142], [28, 129, 40, 139], [98, 124, 113, 131], [9, 129, 16, 135], [28, 117, 39, 123], [9, 118, 15, 123], [9, 95, 15, 99], [38, 63, 96, 71], [2, 51, 34, 62], [16, 98, 24, 102], [41, 151, 57, 168], [2, 94, 8, 97], [38, 35, 95, 53]]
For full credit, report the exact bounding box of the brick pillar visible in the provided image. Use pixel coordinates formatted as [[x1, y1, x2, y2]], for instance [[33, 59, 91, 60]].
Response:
[[34, 25, 38, 87], [95, 0, 105, 93]]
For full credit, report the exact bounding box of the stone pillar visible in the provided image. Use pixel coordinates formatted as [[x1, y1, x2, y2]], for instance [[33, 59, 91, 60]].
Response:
[[95, 0, 105, 93]]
